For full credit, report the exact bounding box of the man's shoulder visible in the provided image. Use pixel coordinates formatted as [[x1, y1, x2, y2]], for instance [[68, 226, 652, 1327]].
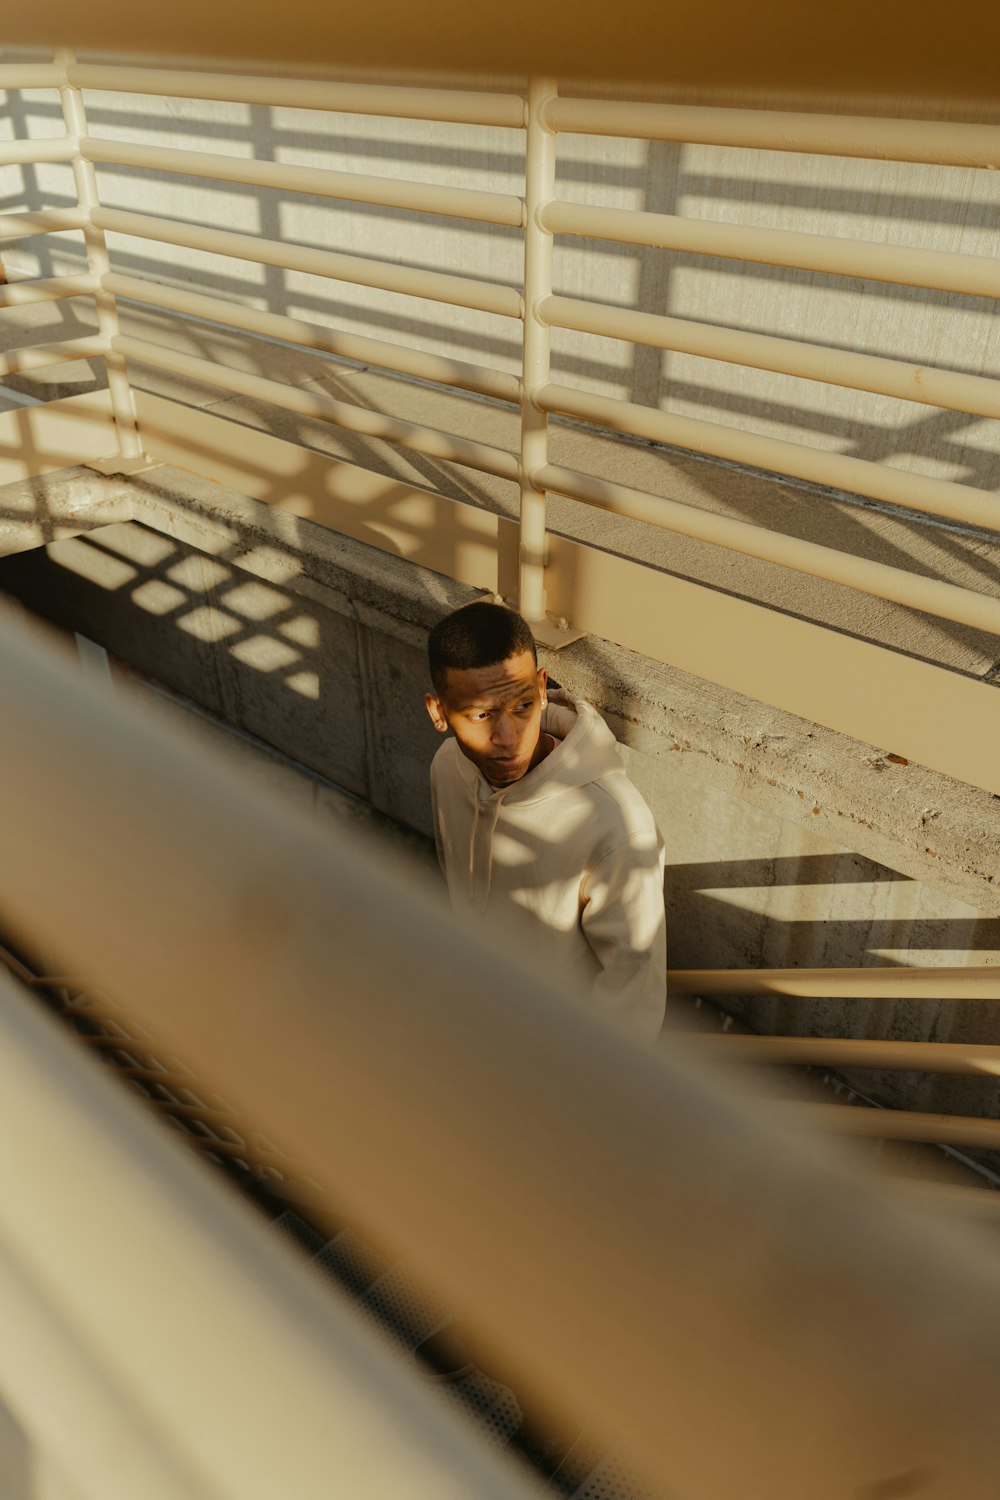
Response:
[[430, 736, 466, 786], [588, 767, 662, 846]]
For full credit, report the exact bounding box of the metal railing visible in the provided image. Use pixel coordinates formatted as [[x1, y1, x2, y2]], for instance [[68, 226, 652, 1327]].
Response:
[[1, 55, 999, 795]]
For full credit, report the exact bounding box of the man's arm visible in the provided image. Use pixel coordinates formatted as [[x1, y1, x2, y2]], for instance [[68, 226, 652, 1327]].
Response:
[[580, 835, 667, 1042]]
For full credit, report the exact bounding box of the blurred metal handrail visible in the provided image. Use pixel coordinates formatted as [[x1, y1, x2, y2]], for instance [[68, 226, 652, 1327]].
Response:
[[668, 965, 1000, 998], [5, 604, 1000, 1498], [0, 959, 538, 1500]]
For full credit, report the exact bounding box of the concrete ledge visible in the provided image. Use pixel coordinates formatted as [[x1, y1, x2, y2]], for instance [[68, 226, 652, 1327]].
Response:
[[2, 459, 998, 1123], [96, 462, 1000, 914], [1, 457, 995, 908]]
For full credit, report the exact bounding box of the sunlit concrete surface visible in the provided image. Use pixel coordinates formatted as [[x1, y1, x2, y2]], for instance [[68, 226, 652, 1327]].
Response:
[[1, 457, 997, 1130]]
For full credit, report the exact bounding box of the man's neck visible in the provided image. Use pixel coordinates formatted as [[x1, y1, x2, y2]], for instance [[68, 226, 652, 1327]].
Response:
[[483, 732, 558, 790]]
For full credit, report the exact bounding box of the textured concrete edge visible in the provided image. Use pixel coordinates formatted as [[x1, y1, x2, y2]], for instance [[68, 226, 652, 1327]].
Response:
[[554, 636, 999, 916], [6, 460, 998, 915]]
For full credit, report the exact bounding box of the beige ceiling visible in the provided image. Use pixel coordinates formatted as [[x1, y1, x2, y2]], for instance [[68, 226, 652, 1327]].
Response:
[[5, 0, 999, 106]]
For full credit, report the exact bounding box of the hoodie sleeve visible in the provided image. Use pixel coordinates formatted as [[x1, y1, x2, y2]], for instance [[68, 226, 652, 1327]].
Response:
[[579, 831, 667, 1042], [429, 749, 448, 878]]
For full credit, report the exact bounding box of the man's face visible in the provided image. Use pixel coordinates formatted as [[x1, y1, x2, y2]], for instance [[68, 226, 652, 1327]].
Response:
[[425, 649, 548, 788]]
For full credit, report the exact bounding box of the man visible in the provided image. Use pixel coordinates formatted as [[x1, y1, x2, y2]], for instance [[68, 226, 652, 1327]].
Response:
[[424, 599, 666, 1040]]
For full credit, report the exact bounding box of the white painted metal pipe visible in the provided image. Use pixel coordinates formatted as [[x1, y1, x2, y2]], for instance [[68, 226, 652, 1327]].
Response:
[[113, 333, 520, 480], [534, 459, 1000, 636], [784, 1102, 1000, 1150], [518, 78, 558, 624], [0, 336, 109, 376], [668, 967, 1000, 999], [689, 1035, 1000, 1074], [0, 138, 76, 167], [0, 63, 64, 90], [80, 137, 525, 228], [888, 1181, 1000, 1216], [92, 207, 524, 318], [57, 49, 145, 461], [545, 97, 1000, 169], [0, 1228, 204, 1500], [102, 271, 520, 401], [542, 201, 1000, 300], [0, 273, 100, 307], [0, 208, 87, 241], [541, 293, 1000, 420], [65, 63, 526, 129], [538, 382, 1000, 533], [0, 971, 537, 1500]]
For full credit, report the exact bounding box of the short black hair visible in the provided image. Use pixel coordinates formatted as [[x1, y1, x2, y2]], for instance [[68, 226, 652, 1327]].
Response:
[[428, 601, 537, 694]]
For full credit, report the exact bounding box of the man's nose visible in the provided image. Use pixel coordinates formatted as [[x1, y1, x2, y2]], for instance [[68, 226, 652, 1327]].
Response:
[[491, 712, 518, 747]]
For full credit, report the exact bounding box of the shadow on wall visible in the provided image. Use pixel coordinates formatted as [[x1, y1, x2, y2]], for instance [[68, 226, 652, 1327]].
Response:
[[2, 58, 1000, 480], [669, 848, 1000, 1118], [0, 504, 456, 834], [1, 59, 998, 697]]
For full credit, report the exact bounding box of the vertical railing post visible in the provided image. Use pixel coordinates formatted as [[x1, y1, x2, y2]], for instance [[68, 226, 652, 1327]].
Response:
[[55, 49, 145, 467], [517, 78, 557, 627]]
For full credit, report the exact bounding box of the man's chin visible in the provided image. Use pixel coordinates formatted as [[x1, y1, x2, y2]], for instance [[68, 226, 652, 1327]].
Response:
[[484, 757, 526, 785]]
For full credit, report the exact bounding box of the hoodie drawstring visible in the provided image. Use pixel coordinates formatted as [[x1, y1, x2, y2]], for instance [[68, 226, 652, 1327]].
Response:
[[470, 787, 504, 912]]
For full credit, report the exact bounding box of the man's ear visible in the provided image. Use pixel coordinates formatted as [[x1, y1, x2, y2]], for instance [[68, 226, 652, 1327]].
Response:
[[537, 666, 548, 706], [424, 692, 449, 734]]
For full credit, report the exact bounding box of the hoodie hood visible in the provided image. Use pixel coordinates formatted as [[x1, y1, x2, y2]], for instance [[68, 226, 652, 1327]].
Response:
[[450, 688, 625, 807]]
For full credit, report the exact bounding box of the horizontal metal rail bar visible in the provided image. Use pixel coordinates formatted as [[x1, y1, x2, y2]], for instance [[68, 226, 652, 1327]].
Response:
[[533, 460, 1000, 636], [668, 967, 1000, 999], [0, 336, 109, 377], [788, 1102, 1000, 1150], [689, 1035, 1000, 1074], [0, 208, 87, 241], [542, 201, 1000, 300], [537, 382, 1000, 533], [0, 272, 100, 307], [545, 97, 1000, 169], [80, 138, 525, 228], [541, 293, 1000, 420], [0, 137, 76, 167], [0, 63, 64, 90], [102, 272, 519, 402], [113, 333, 520, 480], [91, 207, 523, 318], [65, 64, 526, 129], [888, 1179, 1000, 1215]]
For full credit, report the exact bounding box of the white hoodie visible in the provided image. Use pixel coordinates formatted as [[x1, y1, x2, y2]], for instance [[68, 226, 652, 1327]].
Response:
[[430, 689, 666, 1040]]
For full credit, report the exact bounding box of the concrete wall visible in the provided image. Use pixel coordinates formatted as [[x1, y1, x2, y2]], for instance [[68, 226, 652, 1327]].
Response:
[[2, 58, 1000, 490], [1, 461, 997, 1124]]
